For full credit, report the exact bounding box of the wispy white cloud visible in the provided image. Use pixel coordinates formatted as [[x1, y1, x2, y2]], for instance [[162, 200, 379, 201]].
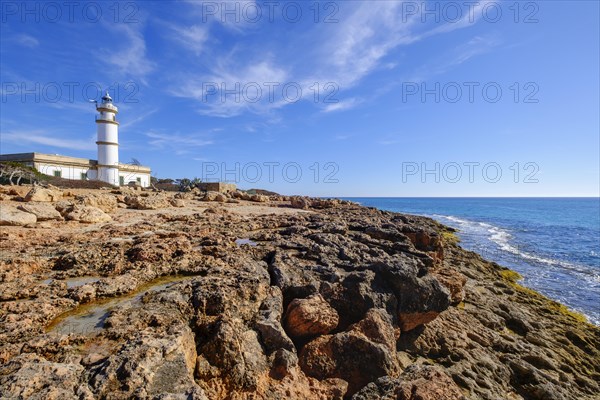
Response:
[[377, 138, 402, 146], [168, 1, 495, 118], [334, 134, 352, 141], [15, 34, 39, 48], [145, 131, 213, 154], [408, 34, 500, 82], [320, 2, 416, 88], [120, 108, 158, 129], [183, 0, 259, 32], [168, 24, 209, 55], [318, 0, 496, 89], [102, 24, 155, 83], [171, 59, 290, 117], [323, 98, 362, 113], [1, 130, 95, 151]]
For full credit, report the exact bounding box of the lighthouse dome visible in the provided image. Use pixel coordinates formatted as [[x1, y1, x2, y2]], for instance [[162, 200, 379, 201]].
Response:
[[101, 91, 113, 103]]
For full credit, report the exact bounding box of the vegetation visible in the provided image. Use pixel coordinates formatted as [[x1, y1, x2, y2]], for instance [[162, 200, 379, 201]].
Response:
[[441, 230, 461, 245], [176, 177, 203, 192], [500, 268, 588, 323], [0, 162, 44, 185], [150, 176, 204, 192], [500, 269, 523, 283]]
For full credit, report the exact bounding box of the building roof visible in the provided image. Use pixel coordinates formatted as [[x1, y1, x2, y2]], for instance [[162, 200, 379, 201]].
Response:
[[0, 152, 151, 173]]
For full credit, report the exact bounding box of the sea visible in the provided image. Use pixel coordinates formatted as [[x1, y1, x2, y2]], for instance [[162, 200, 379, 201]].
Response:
[[343, 198, 600, 326]]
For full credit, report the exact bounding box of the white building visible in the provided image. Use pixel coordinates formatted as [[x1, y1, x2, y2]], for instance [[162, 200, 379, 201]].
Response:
[[0, 92, 151, 187]]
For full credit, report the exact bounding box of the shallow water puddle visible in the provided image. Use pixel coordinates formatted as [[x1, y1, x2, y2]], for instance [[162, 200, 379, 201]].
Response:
[[235, 238, 257, 247], [43, 276, 101, 288], [46, 275, 194, 336]]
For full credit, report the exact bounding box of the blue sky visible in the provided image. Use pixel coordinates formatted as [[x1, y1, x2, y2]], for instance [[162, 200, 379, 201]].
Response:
[[1, 0, 598, 196]]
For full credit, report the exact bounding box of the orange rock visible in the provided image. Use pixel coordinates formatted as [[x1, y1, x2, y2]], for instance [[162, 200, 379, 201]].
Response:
[[284, 294, 339, 339]]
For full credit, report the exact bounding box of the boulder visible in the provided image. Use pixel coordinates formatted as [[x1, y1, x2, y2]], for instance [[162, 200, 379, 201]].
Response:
[[65, 206, 112, 224], [54, 201, 75, 216], [24, 187, 62, 202], [175, 192, 193, 200], [432, 267, 467, 305], [284, 294, 339, 339], [352, 364, 465, 400], [374, 263, 451, 332], [299, 309, 399, 395], [290, 196, 310, 209], [0, 354, 93, 399], [124, 195, 170, 210], [89, 325, 204, 399], [17, 203, 63, 221], [311, 198, 340, 209], [169, 198, 186, 207], [198, 317, 269, 391], [76, 194, 118, 213], [200, 191, 226, 202], [249, 194, 269, 203], [0, 205, 37, 226]]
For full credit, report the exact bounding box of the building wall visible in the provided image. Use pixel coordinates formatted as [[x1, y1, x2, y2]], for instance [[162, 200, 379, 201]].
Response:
[[119, 171, 151, 187], [98, 166, 120, 187], [1, 153, 152, 188], [199, 182, 237, 193], [35, 163, 91, 181]]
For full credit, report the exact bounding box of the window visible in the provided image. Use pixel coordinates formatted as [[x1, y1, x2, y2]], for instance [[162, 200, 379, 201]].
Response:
[[136, 177, 141, 184], [119, 176, 125, 185], [80, 172, 87, 180], [53, 170, 62, 177]]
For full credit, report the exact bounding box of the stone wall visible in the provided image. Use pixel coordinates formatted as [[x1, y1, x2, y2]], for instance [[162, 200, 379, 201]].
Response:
[[198, 182, 237, 193]]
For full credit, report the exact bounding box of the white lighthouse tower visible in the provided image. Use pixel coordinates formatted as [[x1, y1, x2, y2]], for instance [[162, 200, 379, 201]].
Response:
[[95, 91, 120, 186]]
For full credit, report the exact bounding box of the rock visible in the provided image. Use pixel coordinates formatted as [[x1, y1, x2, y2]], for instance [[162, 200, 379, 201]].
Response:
[[311, 198, 340, 209], [0, 205, 37, 226], [215, 193, 227, 202], [17, 203, 63, 221], [0, 353, 93, 399], [432, 267, 466, 305], [54, 200, 74, 216], [124, 194, 169, 210], [65, 205, 112, 224], [352, 364, 465, 400], [374, 262, 451, 331], [89, 324, 203, 399], [198, 317, 269, 391], [24, 187, 62, 202], [249, 194, 269, 203], [76, 194, 118, 213], [170, 198, 186, 207], [1, 191, 599, 400], [69, 284, 96, 303], [284, 294, 339, 339], [290, 196, 310, 209], [255, 286, 295, 353], [174, 192, 193, 200], [299, 309, 399, 395], [270, 348, 298, 379], [81, 352, 106, 366], [201, 191, 226, 202]]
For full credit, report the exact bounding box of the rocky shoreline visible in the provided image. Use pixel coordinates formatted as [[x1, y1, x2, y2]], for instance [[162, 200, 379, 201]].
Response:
[[0, 186, 598, 399]]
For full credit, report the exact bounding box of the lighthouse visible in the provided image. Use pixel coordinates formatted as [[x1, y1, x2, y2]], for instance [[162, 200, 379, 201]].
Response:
[[95, 91, 120, 186]]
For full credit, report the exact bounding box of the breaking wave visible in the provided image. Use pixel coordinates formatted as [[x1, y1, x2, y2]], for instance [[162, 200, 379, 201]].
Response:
[[428, 214, 600, 325]]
